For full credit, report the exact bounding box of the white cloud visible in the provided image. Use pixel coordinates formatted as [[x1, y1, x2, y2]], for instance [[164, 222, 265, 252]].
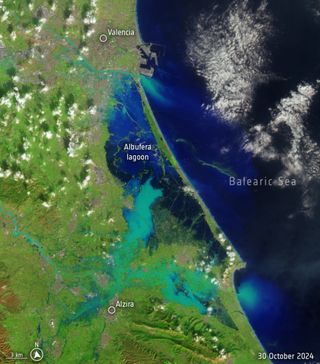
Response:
[[244, 82, 320, 213], [187, 0, 273, 122]]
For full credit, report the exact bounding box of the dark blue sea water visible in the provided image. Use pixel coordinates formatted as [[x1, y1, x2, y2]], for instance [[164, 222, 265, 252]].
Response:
[[137, 0, 320, 362], [104, 74, 219, 316]]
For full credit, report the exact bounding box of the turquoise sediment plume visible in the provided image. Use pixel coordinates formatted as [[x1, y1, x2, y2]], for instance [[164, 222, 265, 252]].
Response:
[[110, 179, 217, 313], [237, 273, 284, 319], [71, 179, 217, 321], [237, 279, 260, 311]]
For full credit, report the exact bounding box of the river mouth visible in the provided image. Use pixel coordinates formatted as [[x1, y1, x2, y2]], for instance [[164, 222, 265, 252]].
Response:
[[137, 0, 320, 361]]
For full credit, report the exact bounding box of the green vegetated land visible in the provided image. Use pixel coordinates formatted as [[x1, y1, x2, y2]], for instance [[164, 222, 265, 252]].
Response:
[[0, 0, 267, 363]]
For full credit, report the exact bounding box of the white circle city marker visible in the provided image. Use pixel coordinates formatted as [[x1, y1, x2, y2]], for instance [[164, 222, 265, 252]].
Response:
[[30, 347, 44, 362], [99, 34, 108, 43], [107, 305, 116, 315]]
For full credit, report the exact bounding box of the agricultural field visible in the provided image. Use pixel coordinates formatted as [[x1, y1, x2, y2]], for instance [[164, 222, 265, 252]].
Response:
[[0, 1, 265, 363]]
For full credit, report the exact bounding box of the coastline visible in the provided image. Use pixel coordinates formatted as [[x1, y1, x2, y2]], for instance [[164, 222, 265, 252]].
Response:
[[133, 2, 240, 260], [134, 1, 269, 361], [137, 78, 269, 360]]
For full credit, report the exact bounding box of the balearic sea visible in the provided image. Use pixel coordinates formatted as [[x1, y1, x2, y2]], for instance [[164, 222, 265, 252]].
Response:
[[137, 0, 320, 362]]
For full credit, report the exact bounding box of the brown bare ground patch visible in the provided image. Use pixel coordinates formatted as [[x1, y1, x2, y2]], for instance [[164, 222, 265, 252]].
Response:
[[0, 281, 19, 312], [0, 325, 11, 359], [0, 280, 20, 359]]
